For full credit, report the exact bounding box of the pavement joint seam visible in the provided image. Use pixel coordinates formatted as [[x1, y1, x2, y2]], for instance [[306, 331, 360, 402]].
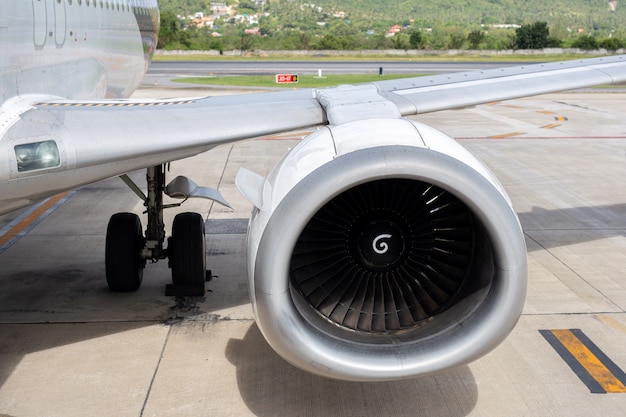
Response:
[[140, 325, 173, 417], [524, 231, 622, 311]]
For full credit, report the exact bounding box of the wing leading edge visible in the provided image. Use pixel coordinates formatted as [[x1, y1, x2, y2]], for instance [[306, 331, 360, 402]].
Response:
[[375, 55, 626, 114]]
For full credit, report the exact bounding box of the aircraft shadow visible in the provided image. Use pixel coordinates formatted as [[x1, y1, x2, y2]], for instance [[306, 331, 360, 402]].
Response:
[[225, 324, 478, 417], [520, 203, 626, 250]]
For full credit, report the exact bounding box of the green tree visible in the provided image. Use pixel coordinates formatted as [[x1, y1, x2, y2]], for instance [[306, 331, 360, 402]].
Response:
[[447, 31, 466, 49], [483, 30, 516, 50], [158, 10, 182, 49], [391, 33, 410, 50], [237, 0, 257, 14], [572, 35, 598, 50], [299, 32, 311, 50], [598, 37, 624, 51], [409, 30, 423, 49], [314, 34, 343, 50], [468, 29, 485, 49], [235, 33, 256, 52], [515, 21, 550, 49]]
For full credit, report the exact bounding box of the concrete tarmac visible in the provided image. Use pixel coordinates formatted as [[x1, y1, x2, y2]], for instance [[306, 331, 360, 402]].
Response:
[[1, 87, 626, 416]]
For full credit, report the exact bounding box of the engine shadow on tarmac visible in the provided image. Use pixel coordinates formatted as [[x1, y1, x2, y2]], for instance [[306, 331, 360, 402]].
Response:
[[226, 324, 478, 417]]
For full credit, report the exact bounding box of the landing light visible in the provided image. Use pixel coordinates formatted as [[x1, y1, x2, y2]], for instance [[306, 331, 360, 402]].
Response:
[[15, 141, 60, 172]]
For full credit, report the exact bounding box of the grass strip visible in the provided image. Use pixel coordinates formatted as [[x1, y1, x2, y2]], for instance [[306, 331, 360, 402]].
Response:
[[174, 73, 427, 88]]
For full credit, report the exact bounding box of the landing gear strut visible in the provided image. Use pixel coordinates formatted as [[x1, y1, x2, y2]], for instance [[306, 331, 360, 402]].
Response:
[[105, 164, 230, 295]]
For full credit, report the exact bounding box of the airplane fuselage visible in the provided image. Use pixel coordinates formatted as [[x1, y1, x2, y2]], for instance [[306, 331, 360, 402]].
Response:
[[0, 0, 159, 103], [0, 0, 160, 213]]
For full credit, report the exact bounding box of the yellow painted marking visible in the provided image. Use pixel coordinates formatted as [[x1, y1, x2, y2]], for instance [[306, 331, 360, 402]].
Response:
[[488, 132, 525, 139], [537, 110, 555, 115], [552, 329, 626, 393], [541, 123, 561, 130], [0, 192, 70, 248], [555, 116, 568, 122], [36, 100, 195, 108], [597, 316, 626, 335]]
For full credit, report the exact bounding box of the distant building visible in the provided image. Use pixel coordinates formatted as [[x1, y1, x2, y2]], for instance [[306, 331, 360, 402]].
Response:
[[487, 24, 521, 29], [386, 25, 402, 37], [210, 2, 232, 17], [190, 16, 215, 28]]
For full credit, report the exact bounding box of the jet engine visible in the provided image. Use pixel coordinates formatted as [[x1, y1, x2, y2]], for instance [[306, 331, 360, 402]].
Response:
[[236, 118, 527, 381]]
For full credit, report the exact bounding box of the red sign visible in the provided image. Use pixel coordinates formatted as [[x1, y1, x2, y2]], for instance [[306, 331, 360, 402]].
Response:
[[276, 74, 299, 84]]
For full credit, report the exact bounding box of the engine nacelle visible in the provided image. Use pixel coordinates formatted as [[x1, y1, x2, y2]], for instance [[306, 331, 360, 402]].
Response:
[[237, 118, 527, 381]]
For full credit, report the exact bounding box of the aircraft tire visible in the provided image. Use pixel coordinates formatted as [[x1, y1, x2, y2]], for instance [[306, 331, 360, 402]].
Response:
[[105, 212, 144, 292], [170, 212, 206, 288]]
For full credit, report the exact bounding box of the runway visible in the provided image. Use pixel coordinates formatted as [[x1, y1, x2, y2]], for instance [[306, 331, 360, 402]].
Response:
[[142, 60, 524, 88], [1, 86, 626, 416]]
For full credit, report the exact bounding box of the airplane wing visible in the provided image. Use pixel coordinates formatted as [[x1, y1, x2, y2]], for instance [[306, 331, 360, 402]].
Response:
[[3, 56, 625, 198], [2, 55, 625, 212], [2, 56, 624, 185], [374, 55, 626, 114], [0, 90, 324, 212]]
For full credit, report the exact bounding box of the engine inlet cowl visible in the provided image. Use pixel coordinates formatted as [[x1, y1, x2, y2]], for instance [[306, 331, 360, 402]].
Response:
[[245, 119, 527, 381]]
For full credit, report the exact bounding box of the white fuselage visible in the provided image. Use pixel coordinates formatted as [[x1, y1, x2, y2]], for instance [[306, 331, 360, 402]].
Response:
[[0, 0, 158, 103], [0, 0, 159, 214]]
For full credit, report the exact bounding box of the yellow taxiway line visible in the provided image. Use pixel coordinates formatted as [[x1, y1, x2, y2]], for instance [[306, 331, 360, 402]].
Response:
[[541, 329, 626, 393], [0, 192, 73, 253]]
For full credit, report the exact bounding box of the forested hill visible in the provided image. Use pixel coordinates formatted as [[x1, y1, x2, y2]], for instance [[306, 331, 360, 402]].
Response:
[[159, 0, 623, 31], [156, 0, 625, 51]]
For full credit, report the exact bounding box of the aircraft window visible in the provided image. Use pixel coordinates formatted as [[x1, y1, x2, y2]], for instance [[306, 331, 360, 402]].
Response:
[[15, 141, 61, 172]]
